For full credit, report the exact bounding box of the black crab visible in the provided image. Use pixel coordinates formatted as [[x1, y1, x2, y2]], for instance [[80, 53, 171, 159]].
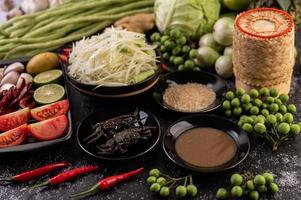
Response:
[[83, 108, 143, 144], [96, 126, 156, 154]]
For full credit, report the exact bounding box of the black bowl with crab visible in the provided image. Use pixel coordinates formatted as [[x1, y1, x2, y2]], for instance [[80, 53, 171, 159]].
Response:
[[76, 106, 161, 161]]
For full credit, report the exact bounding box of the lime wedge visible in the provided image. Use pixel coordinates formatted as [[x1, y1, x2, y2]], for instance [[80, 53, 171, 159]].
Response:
[[34, 84, 65, 104], [33, 69, 63, 87]]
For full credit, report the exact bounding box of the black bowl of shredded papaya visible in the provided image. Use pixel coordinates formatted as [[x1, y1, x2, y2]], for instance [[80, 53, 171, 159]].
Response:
[[76, 106, 161, 161], [63, 28, 162, 98], [64, 64, 161, 98], [153, 71, 227, 113]]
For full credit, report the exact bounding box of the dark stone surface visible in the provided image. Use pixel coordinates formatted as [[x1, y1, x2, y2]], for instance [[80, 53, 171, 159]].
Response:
[[0, 31, 301, 200]]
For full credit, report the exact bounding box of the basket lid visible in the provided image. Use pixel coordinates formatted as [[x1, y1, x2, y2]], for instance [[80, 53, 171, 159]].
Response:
[[236, 8, 294, 39]]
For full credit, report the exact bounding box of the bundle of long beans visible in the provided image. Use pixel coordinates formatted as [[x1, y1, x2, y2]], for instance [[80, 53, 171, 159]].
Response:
[[0, 0, 154, 60]]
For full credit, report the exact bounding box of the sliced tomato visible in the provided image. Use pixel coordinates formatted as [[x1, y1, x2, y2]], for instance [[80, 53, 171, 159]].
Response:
[[30, 100, 69, 121], [28, 115, 68, 141], [0, 124, 28, 148], [0, 108, 30, 131]]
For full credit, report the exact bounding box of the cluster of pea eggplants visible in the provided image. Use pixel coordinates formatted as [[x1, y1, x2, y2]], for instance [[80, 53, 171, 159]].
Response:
[[222, 87, 301, 150], [216, 172, 279, 200], [146, 168, 198, 198], [150, 29, 199, 71]]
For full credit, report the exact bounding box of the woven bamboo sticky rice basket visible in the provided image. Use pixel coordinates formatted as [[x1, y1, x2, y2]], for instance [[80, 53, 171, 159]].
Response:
[[233, 8, 295, 94]]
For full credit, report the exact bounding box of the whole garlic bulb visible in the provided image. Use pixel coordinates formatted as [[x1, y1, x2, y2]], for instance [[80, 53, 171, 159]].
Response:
[[21, 0, 49, 14]]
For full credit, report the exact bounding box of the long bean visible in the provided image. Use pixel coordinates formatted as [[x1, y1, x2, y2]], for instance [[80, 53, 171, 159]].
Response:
[[0, 0, 155, 59], [1, 23, 90, 46], [0, 43, 18, 52], [0, 0, 78, 29], [4, 21, 112, 59], [29, 7, 105, 32], [10, 23, 37, 38], [35, 0, 138, 21], [25, 1, 153, 38], [7, 8, 153, 55]]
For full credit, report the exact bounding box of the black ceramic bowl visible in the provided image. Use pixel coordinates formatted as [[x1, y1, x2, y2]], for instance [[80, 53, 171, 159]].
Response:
[[63, 62, 161, 98], [153, 71, 227, 113], [77, 106, 161, 161], [163, 114, 250, 173]]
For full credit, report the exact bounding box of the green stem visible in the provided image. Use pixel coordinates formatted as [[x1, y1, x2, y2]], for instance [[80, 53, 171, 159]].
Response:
[[0, 177, 13, 182], [189, 175, 193, 185], [168, 181, 177, 189], [160, 173, 174, 180], [163, 179, 176, 187], [28, 181, 50, 190], [70, 184, 100, 199], [184, 177, 188, 186]]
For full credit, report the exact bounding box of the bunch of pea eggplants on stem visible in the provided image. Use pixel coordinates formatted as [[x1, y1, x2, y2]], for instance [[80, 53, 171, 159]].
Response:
[[222, 87, 301, 151], [150, 29, 199, 71], [146, 168, 198, 198], [0, 162, 144, 199], [216, 172, 279, 200]]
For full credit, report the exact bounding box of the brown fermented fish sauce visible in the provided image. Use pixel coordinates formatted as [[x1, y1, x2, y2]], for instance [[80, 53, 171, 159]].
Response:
[[175, 127, 236, 167]]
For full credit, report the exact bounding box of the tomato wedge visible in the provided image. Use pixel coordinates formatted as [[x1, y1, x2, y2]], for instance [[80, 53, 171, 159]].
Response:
[[0, 108, 30, 131], [28, 115, 68, 141], [31, 100, 69, 121], [0, 124, 28, 148]]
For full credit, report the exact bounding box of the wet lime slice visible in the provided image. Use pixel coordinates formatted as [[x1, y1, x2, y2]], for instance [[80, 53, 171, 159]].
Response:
[[33, 69, 63, 86], [34, 84, 65, 104]]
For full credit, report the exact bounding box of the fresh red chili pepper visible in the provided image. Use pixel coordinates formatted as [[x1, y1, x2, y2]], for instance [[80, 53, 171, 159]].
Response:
[[29, 166, 99, 190], [0, 162, 68, 182], [58, 54, 68, 64], [161, 63, 168, 71], [70, 167, 144, 199], [62, 48, 72, 56]]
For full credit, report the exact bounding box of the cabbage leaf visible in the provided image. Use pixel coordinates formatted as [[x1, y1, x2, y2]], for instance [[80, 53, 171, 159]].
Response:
[[154, 0, 221, 38]]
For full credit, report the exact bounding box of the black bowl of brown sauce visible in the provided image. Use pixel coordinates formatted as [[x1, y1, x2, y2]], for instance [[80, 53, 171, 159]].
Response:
[[163, 114, 250, 173]]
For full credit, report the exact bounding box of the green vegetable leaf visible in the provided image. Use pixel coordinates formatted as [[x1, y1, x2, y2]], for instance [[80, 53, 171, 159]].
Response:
[[154, 0, 221, 38], [277, 0, 291, 12]]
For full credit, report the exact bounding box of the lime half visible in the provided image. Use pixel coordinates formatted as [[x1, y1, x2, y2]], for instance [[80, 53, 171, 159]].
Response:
[[34, 84, 65, 104], [33, 69, 63, 86]]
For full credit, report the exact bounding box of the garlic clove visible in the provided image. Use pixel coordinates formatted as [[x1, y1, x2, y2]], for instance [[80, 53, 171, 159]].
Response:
[[0, 69, 3, 83], [0, 71, 20, 86], [21, 0, 49, 14], [4, 62, 25, 75], [6, 7, 23, 20], [48, 0, 63, 7], [0, 83, 15, 93], [16, 73, 33, 89]]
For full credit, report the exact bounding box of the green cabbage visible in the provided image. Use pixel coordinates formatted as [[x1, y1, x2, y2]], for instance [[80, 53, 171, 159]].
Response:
[[154, 0, 221, 39]]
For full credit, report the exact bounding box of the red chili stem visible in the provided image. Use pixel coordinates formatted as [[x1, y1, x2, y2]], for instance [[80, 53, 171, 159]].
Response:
[[0, 162, 69, 183], [29, 166, 99, 190], [70, 167, 144, 199]]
